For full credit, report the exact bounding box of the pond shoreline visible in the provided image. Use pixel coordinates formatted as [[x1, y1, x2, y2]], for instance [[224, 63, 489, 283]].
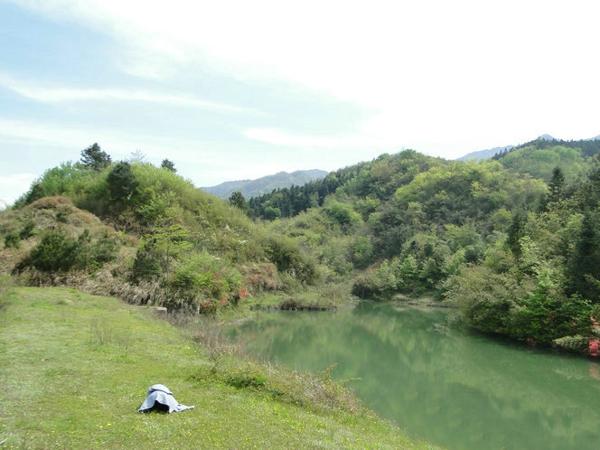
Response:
[[226, 300, 600, 450]]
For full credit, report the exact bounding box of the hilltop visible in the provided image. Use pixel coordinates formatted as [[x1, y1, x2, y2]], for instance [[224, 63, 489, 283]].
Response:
[[1, 152, 318, 313]]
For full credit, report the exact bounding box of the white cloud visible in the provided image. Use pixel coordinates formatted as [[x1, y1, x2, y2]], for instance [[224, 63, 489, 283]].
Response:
[[0, 118, 221, 165], [0, 173, 37, 206], [10, 0, 600, 157], [0, 72, 260, 115]]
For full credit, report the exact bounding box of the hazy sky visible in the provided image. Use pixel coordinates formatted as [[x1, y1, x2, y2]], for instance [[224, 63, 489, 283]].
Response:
[[1, 0, 599, 205]]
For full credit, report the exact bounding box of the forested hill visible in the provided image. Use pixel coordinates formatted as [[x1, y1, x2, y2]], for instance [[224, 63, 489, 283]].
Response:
[[249, 139, 600, 220], [202, 169, 327, 199], [248, 151, 443, 219], [252, 140, 600, 354], [491, 138, 600, 182]]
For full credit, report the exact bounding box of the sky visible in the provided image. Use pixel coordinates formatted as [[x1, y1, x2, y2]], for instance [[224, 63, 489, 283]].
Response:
[[1, 0, 599, 206]]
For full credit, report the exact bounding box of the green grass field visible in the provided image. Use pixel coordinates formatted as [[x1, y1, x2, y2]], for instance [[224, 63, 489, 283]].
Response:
[[0, 286, 430, 449]]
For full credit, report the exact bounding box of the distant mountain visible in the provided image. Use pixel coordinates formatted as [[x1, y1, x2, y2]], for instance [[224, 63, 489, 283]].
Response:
[[202, 169, 328, 199], [537, 133, 557, 141], [457, 145, 514, 161], [457, 134, 561, 161], [593, 135, 600, 141]]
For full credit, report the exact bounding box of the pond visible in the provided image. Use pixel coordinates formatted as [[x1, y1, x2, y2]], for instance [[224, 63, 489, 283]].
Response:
[[228, 302, 600, 450]]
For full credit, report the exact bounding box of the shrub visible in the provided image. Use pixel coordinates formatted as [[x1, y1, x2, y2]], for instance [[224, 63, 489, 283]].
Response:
[[131, 242, 162, 281], [168, 253, 243, 309], [76, 230, 119, 269], [444, 266, 522, 335], [21, 230, 81, 272], [323, 200, 361, 231], [90, 233, 119, 265], [4, 232, 20, 249], [18, 220, 35, 240], [241, 263, 280, 293], [320, 237, 353, 276], [510, 293, 592, 344], [351, 259, 399, 300], [264, 236, 317, 284], [553, 335, 589, 353], [15, 229, 119, 274], [263, 206, 281, 220]]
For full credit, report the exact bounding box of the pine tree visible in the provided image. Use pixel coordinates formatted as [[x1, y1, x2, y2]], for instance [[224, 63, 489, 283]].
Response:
[[107, 162, 138, 204], [80, 143, 111, 171], [228, 191, 248, 212], [507, 211, 527, 258], [568, 211, 600, 302], [548, 166, 565, 204], [161, 159, 176, 172]]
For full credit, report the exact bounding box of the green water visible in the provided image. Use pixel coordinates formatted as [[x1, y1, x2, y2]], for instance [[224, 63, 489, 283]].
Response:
[[228, 302, 600, 450]]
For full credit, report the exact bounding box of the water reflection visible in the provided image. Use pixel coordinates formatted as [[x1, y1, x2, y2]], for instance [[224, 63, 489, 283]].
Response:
[[228, 303, 600, 450]]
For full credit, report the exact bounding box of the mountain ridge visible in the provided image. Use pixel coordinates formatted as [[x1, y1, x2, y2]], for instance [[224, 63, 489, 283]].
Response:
[[202, 169, 327, 199]]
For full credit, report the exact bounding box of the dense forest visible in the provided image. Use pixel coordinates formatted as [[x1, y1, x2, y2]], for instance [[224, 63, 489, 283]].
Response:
[[3, 139, 600, 354]]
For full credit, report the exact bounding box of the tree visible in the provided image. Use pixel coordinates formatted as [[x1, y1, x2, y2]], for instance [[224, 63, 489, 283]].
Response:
[[548, 166, 565, 204], [107, 162, 138, 204], [568, 211, 600, 302], [80, 143, 111, 171], [263, 206, 281, 220], [161, 159, 176, 172], [133, 224, 191, 280], [228, 191, 248, 212], [507, 211, 527, 258]]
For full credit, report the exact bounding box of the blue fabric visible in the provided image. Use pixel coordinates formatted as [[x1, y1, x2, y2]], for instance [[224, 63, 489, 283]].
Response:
[[138, 384, 194, 413]]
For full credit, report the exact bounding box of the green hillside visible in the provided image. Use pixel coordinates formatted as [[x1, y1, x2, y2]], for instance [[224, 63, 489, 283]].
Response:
[[493, 138, 600, 181], [2, 154, 319, 313]]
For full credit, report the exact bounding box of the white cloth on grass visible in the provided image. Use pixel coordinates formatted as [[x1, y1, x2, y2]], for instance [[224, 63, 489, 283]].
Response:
[[138, 384, 194, 413]]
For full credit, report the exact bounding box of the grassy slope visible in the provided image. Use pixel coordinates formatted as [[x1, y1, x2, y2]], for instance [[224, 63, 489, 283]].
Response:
[[0, 286, 429, 449]]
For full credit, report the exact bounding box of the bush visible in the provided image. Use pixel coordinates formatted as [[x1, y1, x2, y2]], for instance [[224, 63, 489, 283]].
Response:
[[265, 236, 317, 284], [21, 230, 81, 272], [553, 335, 589, 353], [510, 293, 592, 344], [19, 220, 35, 240], [15, 229, 119, 274], [168, 253, 243, 309], [3, 219, 35, 249], [241, 263, 280, 293], [263, 206, 281, 220], [444, 266, 522, 335], [4, 232, 20, 249], [323, 200, 361, 231], [76, 230, 119, 269], [131, 242, 162, 281], [351, 259, 399, 300]]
